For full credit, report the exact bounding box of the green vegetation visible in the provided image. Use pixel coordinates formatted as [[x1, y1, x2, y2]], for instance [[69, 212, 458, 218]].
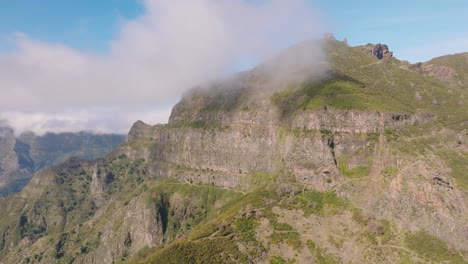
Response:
[[234, 217, 257, 241], [405, 231, 466, 263], [132, 188, 272, 264], [133, 238, 248, 264], [270, 256, 296, 264], [337, 161, 369, 178], [307, 240, 340, 264], [293, 190, 348, 217], [272, 40, 467, 130], [270, 256, 287, 264], [271, 73, 387, 118], [243, 171, 279, 190], [382, 166, 398, 178], [270, 231, 302, 250], [424, 52, 468, 86], [436, 149, 468, 190], [271, 221, 293, 231]]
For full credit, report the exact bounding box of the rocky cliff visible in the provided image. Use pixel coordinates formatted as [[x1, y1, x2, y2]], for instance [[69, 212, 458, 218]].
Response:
[[0, 127, 125, 197], [0, 39, 466, 264], [0, 125, 31, 196], [357, 43, 393, 60]]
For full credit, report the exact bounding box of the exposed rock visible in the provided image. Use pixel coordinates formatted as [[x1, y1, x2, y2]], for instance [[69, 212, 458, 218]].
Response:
[[0, 125, 22, 193], [433, 176, 453, 189], [0, 127, 125, 197], [411, 52, 468, 86], [418, 64, 457, 81], [358, 43, 393, 60]]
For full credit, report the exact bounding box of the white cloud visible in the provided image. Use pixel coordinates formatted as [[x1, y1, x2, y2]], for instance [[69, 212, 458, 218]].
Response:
[[0, 0, 323, 135], [0, 107, 173, 135]]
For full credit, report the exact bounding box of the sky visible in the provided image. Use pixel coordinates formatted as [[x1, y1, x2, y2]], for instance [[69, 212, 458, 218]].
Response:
[[0, 0, 466, 135]]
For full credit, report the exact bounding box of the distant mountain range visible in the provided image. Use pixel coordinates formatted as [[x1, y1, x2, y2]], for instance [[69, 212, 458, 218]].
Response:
[[0, 124, 125, 197]]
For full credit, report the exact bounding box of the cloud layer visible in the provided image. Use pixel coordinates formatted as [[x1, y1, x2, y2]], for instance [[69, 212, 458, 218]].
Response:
[[0, 0, 323, 135]]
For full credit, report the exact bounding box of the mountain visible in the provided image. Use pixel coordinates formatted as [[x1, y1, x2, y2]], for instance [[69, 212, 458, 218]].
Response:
[[0, 126, 125, 197], [0, 39, 466, 264], [409, 52, 468, 87]]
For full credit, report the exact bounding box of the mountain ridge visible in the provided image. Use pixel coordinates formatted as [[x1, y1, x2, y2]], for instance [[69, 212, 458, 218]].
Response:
[[0, 39, 466, 264], [0, 124, 125, 197]]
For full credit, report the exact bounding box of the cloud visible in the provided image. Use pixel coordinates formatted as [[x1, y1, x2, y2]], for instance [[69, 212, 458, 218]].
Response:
[[0, 107, 172, 135], [0, 0, 323, 135]]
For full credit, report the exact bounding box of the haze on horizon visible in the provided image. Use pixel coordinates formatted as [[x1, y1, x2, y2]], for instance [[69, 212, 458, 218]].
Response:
[[0, 0, 466, 135]]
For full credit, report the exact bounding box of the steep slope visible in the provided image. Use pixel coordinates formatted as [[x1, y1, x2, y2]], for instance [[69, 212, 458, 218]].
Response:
[[0, 128, 125, 197], [409, 52, 468, 87], [0, 39, 466, 264], [127, 40, 468, 262], [0, 126, 25, 196]]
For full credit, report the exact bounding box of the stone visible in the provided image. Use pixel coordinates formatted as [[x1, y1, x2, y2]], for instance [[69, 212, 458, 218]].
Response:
[[359, 43, 394, 60]]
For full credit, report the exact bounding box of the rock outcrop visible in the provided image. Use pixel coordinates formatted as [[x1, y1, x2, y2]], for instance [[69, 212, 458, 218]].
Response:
[[358, 43, 393, 60]]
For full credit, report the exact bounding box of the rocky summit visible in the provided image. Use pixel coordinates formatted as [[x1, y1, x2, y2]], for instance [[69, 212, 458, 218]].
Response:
[[357, 43, 394, 60], [0, 39, 466, 264]]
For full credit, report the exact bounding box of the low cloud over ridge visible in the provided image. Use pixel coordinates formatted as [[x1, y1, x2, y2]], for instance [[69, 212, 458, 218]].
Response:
[[0, 0, 323, 135]]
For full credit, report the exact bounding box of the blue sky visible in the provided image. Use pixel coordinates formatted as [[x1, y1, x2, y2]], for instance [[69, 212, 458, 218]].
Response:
[[0, 0, 142, 52], [0, 0, 466, 62], [317, 0, 468, 61]]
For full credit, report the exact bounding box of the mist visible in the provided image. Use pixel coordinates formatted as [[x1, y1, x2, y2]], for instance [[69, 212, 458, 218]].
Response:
[[0, 0, 325, 135]]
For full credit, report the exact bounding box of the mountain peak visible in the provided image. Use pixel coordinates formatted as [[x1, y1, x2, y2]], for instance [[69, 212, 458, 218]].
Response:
[[357, 43, 394, 60]]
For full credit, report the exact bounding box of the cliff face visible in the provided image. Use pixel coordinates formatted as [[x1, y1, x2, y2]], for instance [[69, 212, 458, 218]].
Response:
[[0, 40, 467, 263], [124, 100, 432, 191], [120, 91, 466, 253], [0, 125, 30, 196], [0, 129, 125, 197], [356, 43, 393, 60], [0, 126, 17, 179]]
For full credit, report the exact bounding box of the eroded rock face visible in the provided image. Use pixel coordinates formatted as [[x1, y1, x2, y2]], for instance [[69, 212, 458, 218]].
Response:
[[118, 86, 467, 254], [359, 43, 393, 60], [411, 62, 457, 81], [124, 98, 433, 193], [0, 126, 21, 193]]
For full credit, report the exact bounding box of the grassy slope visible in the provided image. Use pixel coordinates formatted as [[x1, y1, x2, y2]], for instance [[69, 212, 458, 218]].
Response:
[[129, 185, 467, 264], [273, 40, 468, 190], [0, 155, 241, 263], [130, 41, 468, 263], [423, 52, 468, 85], [272, 40, 466, 124]]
